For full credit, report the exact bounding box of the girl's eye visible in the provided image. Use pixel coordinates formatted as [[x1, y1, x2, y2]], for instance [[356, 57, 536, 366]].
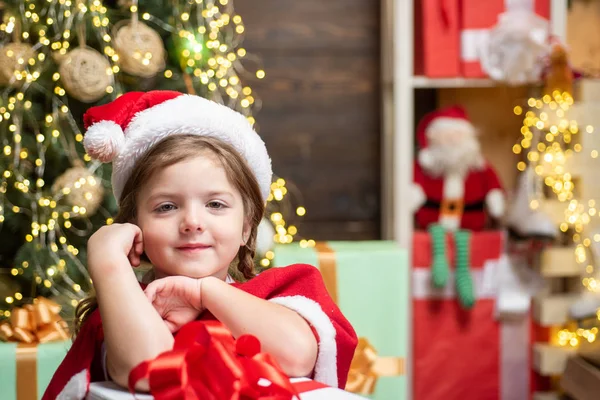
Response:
[[156, 204, 176, 212], [207, 201, 225, 209]]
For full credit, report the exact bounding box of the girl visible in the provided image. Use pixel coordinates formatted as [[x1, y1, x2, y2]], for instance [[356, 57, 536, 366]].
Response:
[[43, 91, 357, 399]]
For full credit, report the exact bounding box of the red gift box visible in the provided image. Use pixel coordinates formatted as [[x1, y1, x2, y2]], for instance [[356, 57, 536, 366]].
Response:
[[460, 0, 550, 77], [412, 231, 533, 400], [414, 0, 461, 78]]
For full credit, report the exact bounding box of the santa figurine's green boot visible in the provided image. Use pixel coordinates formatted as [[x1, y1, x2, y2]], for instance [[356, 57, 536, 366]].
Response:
[[429, 224, 449, 288], [454, 229, 475, 309]]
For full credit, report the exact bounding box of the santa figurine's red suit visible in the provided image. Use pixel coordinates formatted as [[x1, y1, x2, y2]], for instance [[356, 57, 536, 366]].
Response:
[[411, 106, 505, 308]]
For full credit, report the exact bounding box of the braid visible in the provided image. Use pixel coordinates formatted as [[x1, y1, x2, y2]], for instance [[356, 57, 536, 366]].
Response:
[[236, 231, 257, 281]]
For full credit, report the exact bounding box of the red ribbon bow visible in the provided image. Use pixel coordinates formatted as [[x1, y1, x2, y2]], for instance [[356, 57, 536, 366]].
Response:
[[128, 321, 299, 400]]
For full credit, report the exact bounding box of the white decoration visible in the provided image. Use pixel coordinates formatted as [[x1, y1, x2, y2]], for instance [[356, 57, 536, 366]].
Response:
[[480, 10, 549, 85]]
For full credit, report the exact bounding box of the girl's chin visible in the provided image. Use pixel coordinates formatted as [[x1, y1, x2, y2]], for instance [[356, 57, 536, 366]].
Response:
[[153, 265, 226, 280]]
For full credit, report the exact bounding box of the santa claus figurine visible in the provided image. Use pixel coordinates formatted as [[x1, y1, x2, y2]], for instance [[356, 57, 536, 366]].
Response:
[[411, 106, 505, 309]]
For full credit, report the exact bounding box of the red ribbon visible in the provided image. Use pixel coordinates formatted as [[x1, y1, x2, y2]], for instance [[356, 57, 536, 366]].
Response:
[[128, 321, 299, 400]]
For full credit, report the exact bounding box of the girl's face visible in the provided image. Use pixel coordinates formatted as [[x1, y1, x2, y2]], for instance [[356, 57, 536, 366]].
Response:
[[136, 155, 249, 280]]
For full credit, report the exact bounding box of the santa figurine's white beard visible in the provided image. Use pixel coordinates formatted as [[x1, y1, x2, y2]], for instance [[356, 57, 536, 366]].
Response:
[[418, 136, 485, 177]]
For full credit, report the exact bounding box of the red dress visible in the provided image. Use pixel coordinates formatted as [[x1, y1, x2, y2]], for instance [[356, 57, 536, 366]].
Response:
[[42, 264, 358, 399]]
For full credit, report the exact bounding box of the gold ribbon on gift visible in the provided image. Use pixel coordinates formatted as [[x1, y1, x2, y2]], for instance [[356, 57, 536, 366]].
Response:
[[314, 242, 405, 395], [314, 242, 339, 303], [345, 337, 405, 395], [0, 297, 70, 400], [0, 296, 69, 344]]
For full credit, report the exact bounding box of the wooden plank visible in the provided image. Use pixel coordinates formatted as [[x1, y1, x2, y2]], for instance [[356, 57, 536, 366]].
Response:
[[235, 0, 379, 53], [533, 294, 579, 326], [533, 343, 577, 376], [295, 220, 380, 241], [539, 247, 582, 278], [532, 393, 561, 400]]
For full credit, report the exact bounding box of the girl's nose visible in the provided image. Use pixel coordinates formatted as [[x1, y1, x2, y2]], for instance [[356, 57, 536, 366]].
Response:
[[180, 208, 204, 233]]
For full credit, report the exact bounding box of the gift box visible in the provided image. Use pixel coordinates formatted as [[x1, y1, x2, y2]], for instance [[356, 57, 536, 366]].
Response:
[[87, 378, 367, 399], [460, 0, 550, 77], [88, 318, 368, 400], [0, 340, 71, 400], [414, 0, 461, 77], [273, 241, 408, 399], [0, 297, 72, 400], [412, 231, 532, 400]]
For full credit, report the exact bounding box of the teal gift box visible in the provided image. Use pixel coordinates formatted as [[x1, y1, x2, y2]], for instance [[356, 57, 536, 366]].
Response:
[[0, 340, 71, 400], [272, 241, 408, 400]]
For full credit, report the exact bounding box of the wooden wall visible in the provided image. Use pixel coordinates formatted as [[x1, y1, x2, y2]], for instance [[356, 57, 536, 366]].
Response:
[[236, 0, 382, 240]]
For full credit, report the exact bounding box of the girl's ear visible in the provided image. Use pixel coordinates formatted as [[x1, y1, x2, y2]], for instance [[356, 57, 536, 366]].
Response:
[[241, 220, 251, 246]]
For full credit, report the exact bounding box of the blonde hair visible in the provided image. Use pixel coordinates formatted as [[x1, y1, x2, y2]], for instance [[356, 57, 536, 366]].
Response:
[[75, 134, 265, 335]]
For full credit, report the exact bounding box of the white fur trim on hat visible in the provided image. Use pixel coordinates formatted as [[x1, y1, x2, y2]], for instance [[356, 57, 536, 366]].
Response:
[[269, 295, 338, 388], [111, 94, 272, 203], [83, 120, 125, 163]]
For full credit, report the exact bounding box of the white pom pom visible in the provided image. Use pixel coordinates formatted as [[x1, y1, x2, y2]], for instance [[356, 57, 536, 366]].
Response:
[[83, 120, 125, 162]]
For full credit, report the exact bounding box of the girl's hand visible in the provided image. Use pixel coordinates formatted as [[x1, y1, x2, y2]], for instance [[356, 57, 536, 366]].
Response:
[[144, 276, 204, 333], [87, 223, 144, 274]]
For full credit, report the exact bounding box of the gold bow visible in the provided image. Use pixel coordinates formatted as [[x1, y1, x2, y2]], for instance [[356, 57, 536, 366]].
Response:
[[345, 337, 405, 395], [0, 296, 70, 343]]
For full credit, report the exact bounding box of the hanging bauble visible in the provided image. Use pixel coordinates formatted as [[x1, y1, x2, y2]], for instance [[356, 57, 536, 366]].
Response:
[[59, 47, 112, 103], [114, 21, 165, 78], [0, 42, 35, 86], [51, 163, 104, 217]]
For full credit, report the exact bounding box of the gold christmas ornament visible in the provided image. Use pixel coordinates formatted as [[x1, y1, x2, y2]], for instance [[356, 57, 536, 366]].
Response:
[[0, 42, 35, 86], [114, 20, 165, 78], [51, 164, 104, 217], [58, 47, 112, 103]]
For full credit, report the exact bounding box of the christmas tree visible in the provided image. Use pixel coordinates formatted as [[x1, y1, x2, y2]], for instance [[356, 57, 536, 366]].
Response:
[[0, 0, 280, 319]]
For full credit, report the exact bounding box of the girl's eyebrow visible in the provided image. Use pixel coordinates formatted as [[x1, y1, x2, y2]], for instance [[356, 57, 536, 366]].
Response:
[[146, 190, 235, 203], [206, 191, 234, 200]]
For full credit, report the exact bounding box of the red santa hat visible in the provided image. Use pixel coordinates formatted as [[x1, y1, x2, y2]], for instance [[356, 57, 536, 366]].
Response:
[[416, 105, 476, 168], [82, 90, 272, 203]]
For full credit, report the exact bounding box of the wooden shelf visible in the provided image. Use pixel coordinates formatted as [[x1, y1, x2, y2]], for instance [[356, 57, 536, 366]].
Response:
[[411, 76, 498, 88]]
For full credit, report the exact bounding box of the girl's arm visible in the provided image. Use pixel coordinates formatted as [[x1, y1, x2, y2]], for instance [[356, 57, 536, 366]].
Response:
[[88, 224, 174, 391], [201, 276, 318, 377]]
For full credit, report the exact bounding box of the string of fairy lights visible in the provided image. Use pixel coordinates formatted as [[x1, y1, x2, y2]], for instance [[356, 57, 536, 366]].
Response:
[[0, 0, 311, 318], [513, 90, 600, 347], [259, 178, 315, 269]]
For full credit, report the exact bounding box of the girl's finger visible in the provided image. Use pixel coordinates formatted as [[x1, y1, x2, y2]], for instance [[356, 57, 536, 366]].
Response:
[[165, 320, 178, 333], [128, 250, 140, 267], [144, 283, 157, 303]]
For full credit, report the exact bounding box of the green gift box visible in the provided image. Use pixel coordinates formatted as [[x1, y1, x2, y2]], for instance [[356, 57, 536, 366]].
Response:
[[0, 340, 70, 400], [272, 241, 408, 400]]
